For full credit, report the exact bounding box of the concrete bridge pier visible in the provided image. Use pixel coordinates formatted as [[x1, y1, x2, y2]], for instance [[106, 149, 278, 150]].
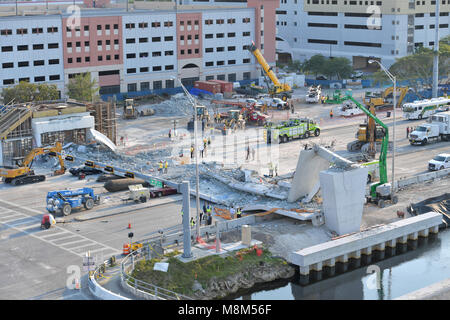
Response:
[[418, 229, 429, 246], [299, 266, 310, 286], [361, 247, 372, 265], [349, 250, 361, 269], [311, 262, 323, 281], [336, 254, 348, 273], [408, 232, 419, 250], [324, 258, 336, 277], [397, 235, 408, 253], [374, 243, 385, 261], [429, 226, 439, 241], [386, 240, 397, 257]]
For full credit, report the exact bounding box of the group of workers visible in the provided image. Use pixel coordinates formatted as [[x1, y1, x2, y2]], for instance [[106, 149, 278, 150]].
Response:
[[182, 202, 244, 228], [190, 136, 212, 159], [158, 160, 169, 174]]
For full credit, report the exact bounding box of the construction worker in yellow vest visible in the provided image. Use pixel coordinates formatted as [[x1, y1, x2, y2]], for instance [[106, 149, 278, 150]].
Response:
[[236, 207, 242, 219], [158, 161, 163, 173], [190, 217, 195, 228], [164, 160, 168, 174]]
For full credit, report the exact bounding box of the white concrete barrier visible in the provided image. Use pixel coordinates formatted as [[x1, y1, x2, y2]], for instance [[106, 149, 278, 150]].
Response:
[[418, 172, 437, 183], [88, 268, 129, 300]]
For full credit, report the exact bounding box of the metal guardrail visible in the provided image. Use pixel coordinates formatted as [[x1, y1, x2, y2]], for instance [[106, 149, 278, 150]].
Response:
[[120, 246, 193, 300]]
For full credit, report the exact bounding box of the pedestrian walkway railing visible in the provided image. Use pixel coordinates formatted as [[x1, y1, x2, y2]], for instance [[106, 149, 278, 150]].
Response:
[[120, 245, 194, 300]]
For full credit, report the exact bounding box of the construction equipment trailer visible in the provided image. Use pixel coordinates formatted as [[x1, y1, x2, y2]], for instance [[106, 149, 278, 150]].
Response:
[[342, 95, 397, 208], [247, 42, 292, 101], [0, 142, 66, 185]]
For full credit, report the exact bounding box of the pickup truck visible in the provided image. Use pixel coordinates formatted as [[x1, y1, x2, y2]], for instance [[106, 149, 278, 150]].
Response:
[[428, 153, 450, 171], [260, 97, 288, 110]]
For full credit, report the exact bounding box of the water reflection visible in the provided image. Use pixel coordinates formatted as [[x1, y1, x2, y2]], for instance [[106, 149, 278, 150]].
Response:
[[231, 232, 445, 300]]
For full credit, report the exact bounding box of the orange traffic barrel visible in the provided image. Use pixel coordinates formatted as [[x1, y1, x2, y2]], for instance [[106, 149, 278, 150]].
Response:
[[123, 244, 130, 255]]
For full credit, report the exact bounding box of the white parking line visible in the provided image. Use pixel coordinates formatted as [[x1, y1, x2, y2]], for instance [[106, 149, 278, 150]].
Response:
[[38, 230, 69, 239], [0, 199, 121, 257], [60, 239, 91, 247]]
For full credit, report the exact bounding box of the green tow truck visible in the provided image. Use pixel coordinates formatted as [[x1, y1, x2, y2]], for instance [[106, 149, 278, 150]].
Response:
[[265, 118, 321, 144]]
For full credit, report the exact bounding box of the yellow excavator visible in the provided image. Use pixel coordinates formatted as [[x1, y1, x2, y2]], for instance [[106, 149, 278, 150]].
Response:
[[0, 142, 66, 185], [364, 86, 409, 110], [247, 42, 292, 101]]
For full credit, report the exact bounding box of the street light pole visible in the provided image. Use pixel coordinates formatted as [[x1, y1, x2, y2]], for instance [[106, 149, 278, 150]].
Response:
[[368, 60, 396, 195], [432, 0, 440, 98]]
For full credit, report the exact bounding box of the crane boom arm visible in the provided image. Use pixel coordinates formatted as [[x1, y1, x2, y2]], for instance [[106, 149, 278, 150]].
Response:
[[344, 96, 389, 186], [248, 42, 282, 87]]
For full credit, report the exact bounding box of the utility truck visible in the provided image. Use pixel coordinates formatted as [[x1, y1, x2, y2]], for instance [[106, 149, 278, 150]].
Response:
[[409, 111, 450, 145]]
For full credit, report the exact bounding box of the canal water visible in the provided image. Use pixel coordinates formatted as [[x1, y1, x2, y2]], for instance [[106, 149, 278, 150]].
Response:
[[231, 229, 450, 300]]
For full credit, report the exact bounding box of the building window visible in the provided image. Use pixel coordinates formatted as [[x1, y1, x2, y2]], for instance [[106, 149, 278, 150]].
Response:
[[152, 52, 162, 57], [114, 54, 120, 60], [139, 22, 148, 28], [153, 66, 162, 71], [165, 65, 174, 70], [152, 37, 161, 42], [140, 52, 149, 58], [126, 38, 135, 44], [34, 60, 45, 66], [205, 61, 214, 67], [228, 32, 236, 37], [128, 83, 137, 92], [98, 56, 103, 61], [32, 28, 43, 34], [140, 67, 149, 73], [49, 75, 60, 81], [152, 81, 162, 90], [307, 39, 338, 45], [47, 27, 58, 33], [206, 76, 214, 81], [2, 46, 13, 52], [16, 28, 27, 35], [3, 79, 14, 85], [68, 58, 73, 64], [164, 21, 173, 27], [106, 55, 111, 60], [205, 34, 213, 39], [165, 50, 173, 56], [165, 80, 174, 88], [125, 23, 135, 29], [243, 58, 250, 64], [141, 82, 150, 91], [85, 57, 90, 62], [228, 73, 236, 82], [18, 61, 28, 67], [76, 57, 81, 63], [243, 72, 251, 80], [18, 78, 29, 83], [48, 43, 59, 49], [205, 48, 213, 53], [217, 74, 225, 81], [127, 68, 136, 74], [49, 59, 59, 65], [151, 22, 161, 28], [217, 61, 225, 66], [217, 33, 224, 38], [17, 45, 28, 51], [33, 44, 44, 50], [34, 76, 45, 82], [243, 32, 250, 36], [2, 62, 13, 68], [228, 60, 236, 65], [127, 53, 136, 59], [139, 37, 148, 43], [164, 36, 173, 41]]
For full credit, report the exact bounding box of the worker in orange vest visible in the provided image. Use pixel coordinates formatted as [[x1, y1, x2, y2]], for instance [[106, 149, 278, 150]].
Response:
[[329, 109, 333, 118]]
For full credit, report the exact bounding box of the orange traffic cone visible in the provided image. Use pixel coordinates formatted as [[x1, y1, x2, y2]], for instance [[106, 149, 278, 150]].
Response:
[[75, 278, 81, 290], [128, 222, 131, 229]]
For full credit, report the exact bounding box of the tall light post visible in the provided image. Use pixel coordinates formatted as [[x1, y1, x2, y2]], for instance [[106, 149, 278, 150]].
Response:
[[173, 77, 201, 240], [432, 0, 440, 98], [368, 60, 396, 194]]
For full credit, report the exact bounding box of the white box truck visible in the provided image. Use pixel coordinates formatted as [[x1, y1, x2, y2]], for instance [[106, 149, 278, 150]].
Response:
[[409, 123, 440, 145], [430, 111, 450, 141]]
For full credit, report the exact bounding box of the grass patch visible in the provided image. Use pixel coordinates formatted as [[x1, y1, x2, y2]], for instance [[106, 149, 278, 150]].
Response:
[[131, 248, 285, 296]]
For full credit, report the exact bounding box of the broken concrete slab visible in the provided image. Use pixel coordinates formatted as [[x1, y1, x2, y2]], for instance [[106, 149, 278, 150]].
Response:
[[288, 149, 330, 203]]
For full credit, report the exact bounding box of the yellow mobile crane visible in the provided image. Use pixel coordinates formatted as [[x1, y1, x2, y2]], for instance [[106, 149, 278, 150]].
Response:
[[0, 142, 66, 185], [248, 42, 292, 101]]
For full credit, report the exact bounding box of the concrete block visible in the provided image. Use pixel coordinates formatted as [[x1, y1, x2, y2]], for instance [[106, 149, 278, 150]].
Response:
[[241, 225, 252, 246], [436, 169, 450, 178], [319, 166, 368, 235], [288, 149, 330, 202], [418, 172, 437, 183]]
